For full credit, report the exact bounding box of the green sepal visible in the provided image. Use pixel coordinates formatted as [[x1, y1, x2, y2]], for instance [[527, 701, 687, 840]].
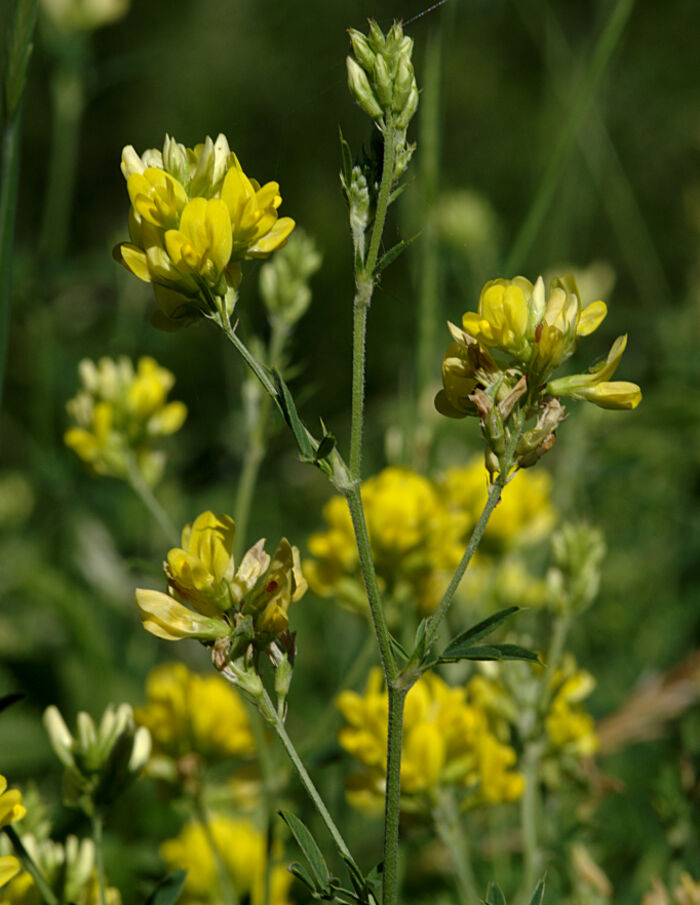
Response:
[[144, 869, 187, 905], [278, 809, 331, 891], [339, 126, 354, 191], [484, 882, 508, 905], [374, 231, 421, 275]]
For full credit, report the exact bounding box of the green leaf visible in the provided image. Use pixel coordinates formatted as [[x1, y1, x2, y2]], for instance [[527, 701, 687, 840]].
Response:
[[374, 231, 421, 274], [440, 642, 541, 665], [270, 368, 316, 460], [339, 126, 354, 187], [443, 606, 521, 656], [287, 862, 318, 894], [484, 882, 508, 905], [144, 869, 187, 905], [0, 692, 24, 715], [527, 876, 546, 905], [412, 618, 428, 661], [278, 810, 330, 890]]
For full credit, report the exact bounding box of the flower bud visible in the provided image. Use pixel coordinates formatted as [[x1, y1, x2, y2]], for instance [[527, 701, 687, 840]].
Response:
[[372, 54, 393, 108], [346, 57, 383, 119], [348, 28, 376, 71]]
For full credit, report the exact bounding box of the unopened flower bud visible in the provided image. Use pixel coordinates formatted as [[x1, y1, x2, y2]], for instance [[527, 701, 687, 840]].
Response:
[[346, 57, 383, 119], [348, 28, 376, 71], [372, 54, 393, 108]]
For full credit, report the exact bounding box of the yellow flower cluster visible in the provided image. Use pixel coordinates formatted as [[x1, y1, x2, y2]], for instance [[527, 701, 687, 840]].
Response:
[[545, 658, 599, 757], [0, 776, 25, 891], [305, 461, 555, 616], [115, 134, 295, 330], [64, 355, 186, 485], [135, 662, 255, 767], [135, 511, 307, 649], [438, 274, 641, 419], [160, 816, 292, 905], [0, 835, 120, 905], [336, 669, 524, 813]]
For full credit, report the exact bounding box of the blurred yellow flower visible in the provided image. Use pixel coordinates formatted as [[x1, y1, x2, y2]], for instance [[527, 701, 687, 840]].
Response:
[[0, 835, 120, 905], [0, 777, 25, 829], [135, 510, 307, 650], [160, 816, 292, 905], [64, 356, 186, 485], [336, 669, 523, 813], [135, 662, 255, 766], [545, 659, 599, 757], [305, 461, 555, 618]]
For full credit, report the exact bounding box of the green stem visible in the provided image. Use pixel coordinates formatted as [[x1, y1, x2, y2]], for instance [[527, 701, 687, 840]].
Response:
[[38, 37, 87, 262], [192, 793, 239, 905], [434, 792, 481, 905], [256, 688, 359, 872], [0, 107, 21, 419], [234, 318, 289, 560], [518, 613, 570, 900], [91, 812, 107, 905], [504, 0, 636, 274], [349, 122, 396, 480], [125, 456, 179, 546], [245, 702, 276, 905], [519, 742, 544, 897], [423, 425, 524, 657], [344, 485, 397, 684], [2, 826, 60, 905], [220, 319, 278, 398], [382, 684, 407, 905]]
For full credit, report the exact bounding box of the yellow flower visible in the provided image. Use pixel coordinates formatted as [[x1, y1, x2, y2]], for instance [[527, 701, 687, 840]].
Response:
[[336, 669, 523, 813], [0, 858, 20, 892], [0, 777, 25, 828], [136, 511, 306, 649], [221, 156, 295, 260], [545, 659, 599, 757], [135, 662, 255, 764], [115, 135, 295, 329], [461, 276, 534, 359], [160, 816, 292, 905], [64, 356, 187, 484], [547, 333, 641, 410]]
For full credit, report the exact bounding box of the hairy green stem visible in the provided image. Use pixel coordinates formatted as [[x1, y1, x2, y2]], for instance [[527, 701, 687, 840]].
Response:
[[504, 0, 636, 274], [382, 684, 407, 905], [257, 687, 359, 872], [344, 485, 397, 683], [3, 826, 59, 905], [245, 701, 276, 905], [91, 812, 108, 905], [126, 456, 179, 546], [234, 318, 290, 559], [193, 794, 239, 905], [434, 792, 481, 905], [349, 122, 396, 480]]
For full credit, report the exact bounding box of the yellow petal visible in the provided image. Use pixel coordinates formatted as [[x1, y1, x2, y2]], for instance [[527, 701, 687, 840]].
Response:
[[0, 855, 20, 889], [134, 589, 228, 641], [577, 300, 607, 336]]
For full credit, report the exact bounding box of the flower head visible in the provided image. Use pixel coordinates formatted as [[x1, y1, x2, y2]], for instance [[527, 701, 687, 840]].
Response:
[[64, 356, 186, 485], [115, 134, 295, 330], [135, 510, 306, 656]]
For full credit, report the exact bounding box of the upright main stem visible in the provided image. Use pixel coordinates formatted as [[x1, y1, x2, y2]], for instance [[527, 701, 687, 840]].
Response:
[[349, 121, 396, 480], [383, 685, 407, 905]]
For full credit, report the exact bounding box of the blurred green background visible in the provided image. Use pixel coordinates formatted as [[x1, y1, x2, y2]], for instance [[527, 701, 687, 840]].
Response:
[[1, 0, 699, 902]]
